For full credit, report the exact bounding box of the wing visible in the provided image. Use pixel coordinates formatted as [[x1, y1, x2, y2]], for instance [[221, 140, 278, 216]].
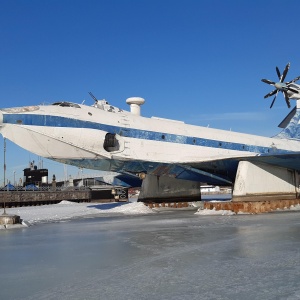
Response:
[[184, 152, 300, 185], [129, 151, 300, 187]]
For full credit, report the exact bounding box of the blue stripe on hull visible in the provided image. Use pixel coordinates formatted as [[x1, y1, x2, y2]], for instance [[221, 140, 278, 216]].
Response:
[[2, 113, 295, 155]]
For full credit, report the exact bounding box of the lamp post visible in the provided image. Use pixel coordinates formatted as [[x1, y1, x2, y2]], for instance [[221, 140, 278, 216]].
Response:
[[3, 137, 6, 187], [0, 137, 21, 225], [3, 138, 6, 214]]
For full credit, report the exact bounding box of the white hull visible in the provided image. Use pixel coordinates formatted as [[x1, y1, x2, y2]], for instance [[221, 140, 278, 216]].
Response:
[[1, 100, 300, 185]]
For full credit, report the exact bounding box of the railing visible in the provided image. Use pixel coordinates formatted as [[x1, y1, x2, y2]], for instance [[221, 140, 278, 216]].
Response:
[[54, 172, 120, 183], [0, 185, 91, 192]]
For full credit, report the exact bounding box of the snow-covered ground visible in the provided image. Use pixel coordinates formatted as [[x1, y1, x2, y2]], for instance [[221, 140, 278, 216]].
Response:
[[2, 198, 300, 229], [1, 200, 154, 228]]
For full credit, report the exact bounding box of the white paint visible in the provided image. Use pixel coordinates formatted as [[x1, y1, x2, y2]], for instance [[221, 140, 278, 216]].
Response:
[[126, 97, 145, 115], [233, 161, 296, 196]]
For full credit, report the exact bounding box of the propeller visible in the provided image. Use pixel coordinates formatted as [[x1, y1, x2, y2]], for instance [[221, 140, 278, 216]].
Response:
[[261, 63, 300, 108]]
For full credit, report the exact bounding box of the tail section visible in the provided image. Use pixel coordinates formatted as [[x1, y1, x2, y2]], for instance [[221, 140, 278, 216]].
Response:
[[275, 100, 300, 140]]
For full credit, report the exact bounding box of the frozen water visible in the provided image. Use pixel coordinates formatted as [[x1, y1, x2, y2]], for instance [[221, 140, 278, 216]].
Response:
[[1, 206, 300, 300]]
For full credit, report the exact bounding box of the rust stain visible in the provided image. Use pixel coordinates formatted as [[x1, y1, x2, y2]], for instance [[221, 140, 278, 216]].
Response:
[[203, 199, 300, 214]]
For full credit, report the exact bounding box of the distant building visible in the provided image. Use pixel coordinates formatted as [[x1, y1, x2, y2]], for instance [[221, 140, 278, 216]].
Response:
[[201, 185, 220, 193], [23, 161, 48, 187], [201, 185, 232, 194]]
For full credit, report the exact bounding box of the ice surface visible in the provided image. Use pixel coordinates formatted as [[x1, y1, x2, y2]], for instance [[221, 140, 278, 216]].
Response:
[[1, 209, 300, 300]]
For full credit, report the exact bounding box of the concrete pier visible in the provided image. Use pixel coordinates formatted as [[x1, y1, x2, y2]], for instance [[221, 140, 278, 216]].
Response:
[[232, 161, 300, 202], [0, 212, 21, 226], [138, 174, 201, 203]]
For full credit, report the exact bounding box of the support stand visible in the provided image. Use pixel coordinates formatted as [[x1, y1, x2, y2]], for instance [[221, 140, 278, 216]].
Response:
[[232, 161, 299, 202], [138, 174, 201, 203]]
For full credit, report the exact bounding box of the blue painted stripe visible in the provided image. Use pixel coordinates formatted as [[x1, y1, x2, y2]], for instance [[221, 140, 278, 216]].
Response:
[[3, 113, 294, 155]]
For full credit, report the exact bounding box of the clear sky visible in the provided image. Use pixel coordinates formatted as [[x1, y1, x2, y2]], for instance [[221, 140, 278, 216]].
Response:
[[0, 0, 300, 185]]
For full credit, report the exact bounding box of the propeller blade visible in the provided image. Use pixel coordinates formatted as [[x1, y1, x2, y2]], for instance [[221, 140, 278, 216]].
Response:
[[276, 66, 281, 80], [261, 79, 276, 85], [283, 91, 291, 108], [270, 93, 278, 108], [286, 75, 300, 84], [287, 87, 299, 94], [264, 89, 277, 99], [281, 62, 290, 82]]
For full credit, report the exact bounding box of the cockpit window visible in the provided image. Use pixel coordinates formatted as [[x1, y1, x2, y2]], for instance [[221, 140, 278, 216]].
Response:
[[52, 102, 81, 108]]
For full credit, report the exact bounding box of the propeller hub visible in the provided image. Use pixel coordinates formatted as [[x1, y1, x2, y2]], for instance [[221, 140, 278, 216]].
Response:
[[274, 82, 286, 90]]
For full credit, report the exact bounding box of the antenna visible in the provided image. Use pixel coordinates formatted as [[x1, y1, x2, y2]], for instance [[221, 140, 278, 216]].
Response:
[[88, 92, 98, 103]]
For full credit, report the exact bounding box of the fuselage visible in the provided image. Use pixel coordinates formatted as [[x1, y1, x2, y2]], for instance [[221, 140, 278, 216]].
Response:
[[0, 101, 300, 183]]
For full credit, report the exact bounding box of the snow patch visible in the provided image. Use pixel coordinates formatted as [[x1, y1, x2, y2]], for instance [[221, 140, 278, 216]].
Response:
[[4, 223, 27, 229], [58, 200, 78, 205], [289, 204, 300, 211], [104, 202, 154, 214], [22, 220, 30, 227], [195, 208, 236, 216]]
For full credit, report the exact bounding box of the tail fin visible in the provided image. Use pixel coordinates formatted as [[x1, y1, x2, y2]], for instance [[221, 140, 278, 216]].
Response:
[[275, 100, 300, 140]]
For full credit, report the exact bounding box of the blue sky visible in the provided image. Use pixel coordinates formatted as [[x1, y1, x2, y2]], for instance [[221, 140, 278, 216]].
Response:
[[0, 0, 300, 184]]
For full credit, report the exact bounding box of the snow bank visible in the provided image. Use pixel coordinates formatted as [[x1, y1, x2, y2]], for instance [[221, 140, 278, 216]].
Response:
[[0, 201, 154, 228], [106, 202, 155, 214], [57, 200, 78, 205]]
